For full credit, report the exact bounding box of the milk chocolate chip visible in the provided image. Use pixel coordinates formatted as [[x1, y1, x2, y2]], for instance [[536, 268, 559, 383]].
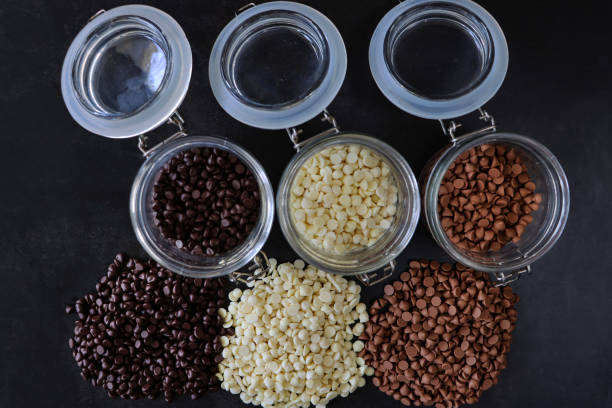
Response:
[[359, 259, 519, 407], [438, 144, 540, 252]]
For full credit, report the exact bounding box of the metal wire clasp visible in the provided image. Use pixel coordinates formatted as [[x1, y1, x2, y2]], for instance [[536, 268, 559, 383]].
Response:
[[439, 107, 496, 142], [492, 265, 532, 287], [138, 111, 187, 157], [228, 252, 273, 284], [286, 109, 340, 151], [87, 9, 105, 24], [236, 3, 256, 15], [356, 260, 397, 286]]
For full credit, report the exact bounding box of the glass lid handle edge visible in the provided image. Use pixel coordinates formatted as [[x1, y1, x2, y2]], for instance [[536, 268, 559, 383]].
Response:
[[138, 111, 187, 158], [356, 259, 396, 287], [228, 251, 273, 284], [286, 109, 340, 152], [438, 107, 496, 143], [491, 264, 532, 287]]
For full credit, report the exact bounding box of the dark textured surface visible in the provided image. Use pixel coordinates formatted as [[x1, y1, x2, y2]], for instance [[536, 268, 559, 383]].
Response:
[[0, 1, 610, 407]]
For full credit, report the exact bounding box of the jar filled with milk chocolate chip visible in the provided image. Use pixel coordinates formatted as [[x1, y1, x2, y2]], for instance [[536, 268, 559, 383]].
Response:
[[61, 5, 274, 279], [209, 1, 420, 285], [369, 0, 570, 285]]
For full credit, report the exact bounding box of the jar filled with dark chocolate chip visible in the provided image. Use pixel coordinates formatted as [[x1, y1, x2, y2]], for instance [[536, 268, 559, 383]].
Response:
[[61, 5, 274, 279], [209, 2, 421, 286], [369, 0, 570, 284], [131, 136, 273, 278]]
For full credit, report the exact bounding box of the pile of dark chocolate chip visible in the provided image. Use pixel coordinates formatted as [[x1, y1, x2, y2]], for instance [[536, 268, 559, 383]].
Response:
[[65, 254, 232, 401], [152, 147, 260, 256], [358, 259, 519, 407]]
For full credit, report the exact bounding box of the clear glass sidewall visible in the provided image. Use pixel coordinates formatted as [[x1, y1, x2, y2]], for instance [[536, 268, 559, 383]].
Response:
[[277, 132, 420, 276], [423, 132, 570, 273], [130, 135, 274, 278]]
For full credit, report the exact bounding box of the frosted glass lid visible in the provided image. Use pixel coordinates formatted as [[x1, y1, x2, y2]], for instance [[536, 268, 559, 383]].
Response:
[[369, 0, 508, 120], [209, 1, 346, 130], [61, 5, 192, 138]]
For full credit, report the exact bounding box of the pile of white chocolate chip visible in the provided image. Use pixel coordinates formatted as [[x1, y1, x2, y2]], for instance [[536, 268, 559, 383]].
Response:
[[217, 259, 374, 407]]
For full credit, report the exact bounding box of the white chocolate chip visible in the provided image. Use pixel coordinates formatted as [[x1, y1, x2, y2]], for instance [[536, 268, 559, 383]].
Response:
[[219, 260, 369, 408], [289, 145, 398, 255]]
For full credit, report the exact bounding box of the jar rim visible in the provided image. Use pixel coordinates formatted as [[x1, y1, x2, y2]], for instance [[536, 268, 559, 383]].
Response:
[[423, 132, 570, 273], [276, 132, 421, 276], [130, 135, 275, 278]]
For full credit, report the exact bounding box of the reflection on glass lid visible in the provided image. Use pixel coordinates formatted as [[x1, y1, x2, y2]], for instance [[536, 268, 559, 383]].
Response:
[[221, 10, 329, 110], [72, 16, 171, 118], [61, 5, 192, 139]]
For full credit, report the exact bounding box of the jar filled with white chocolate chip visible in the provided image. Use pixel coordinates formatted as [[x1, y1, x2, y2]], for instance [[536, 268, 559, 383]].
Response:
[[277, 132, 420, 284]]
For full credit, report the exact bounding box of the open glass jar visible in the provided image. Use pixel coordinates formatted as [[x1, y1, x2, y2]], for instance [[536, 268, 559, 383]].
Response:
[[370, 0, 570, 285], [209, 1, 420, 285], [61, 5, 274, 279]]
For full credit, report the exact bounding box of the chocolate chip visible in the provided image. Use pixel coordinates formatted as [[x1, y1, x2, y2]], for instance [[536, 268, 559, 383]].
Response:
[[152, 148, 260, 257], [65, 254, 230, 401], [438, 144, 539, 252], [360, 259, 519, 407]]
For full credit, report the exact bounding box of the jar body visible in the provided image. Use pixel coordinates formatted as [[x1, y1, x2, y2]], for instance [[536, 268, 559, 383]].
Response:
[[130, 135, 275, 278], [277, 132, 420, 276], [422, 132, 569, 275]]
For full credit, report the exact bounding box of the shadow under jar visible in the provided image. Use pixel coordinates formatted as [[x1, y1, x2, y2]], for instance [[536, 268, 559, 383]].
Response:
[[370, 0, 570, 285], [61, 5, 274, 279], [209, 1, 421, 285]]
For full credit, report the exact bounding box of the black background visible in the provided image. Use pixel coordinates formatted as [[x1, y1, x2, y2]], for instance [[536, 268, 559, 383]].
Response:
[[1, 1, 611, 407]]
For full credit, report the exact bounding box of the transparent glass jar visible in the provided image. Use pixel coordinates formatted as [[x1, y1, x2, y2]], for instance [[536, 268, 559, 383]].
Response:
[[277, 132, 420, 283], [421, 132, 569, 282], [209, 1, 421, 284], [130, 135, 274, 278], [61, 5, 275, 280], [370, 0, 570, 284]]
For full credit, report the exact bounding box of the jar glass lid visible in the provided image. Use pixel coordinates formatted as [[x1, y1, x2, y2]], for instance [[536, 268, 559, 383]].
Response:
[[61, 5, 192, 138], [209, 1, 347, 129], [369, 0, 508, 120]]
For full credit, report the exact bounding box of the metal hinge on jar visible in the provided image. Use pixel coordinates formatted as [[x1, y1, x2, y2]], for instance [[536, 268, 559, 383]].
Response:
[[138, 111, 187, 158], [439, 107, 496, 143], [492, 265, 532, 286], [228, 251, 274, 284], [356, 260, 397, 286], [286, 109, 340, 151]]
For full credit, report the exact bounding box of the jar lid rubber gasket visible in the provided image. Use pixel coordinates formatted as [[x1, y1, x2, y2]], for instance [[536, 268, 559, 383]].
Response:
[[209, 1, 347, 130], [369, 0, 508, 120], [61, 5, 192, 139]]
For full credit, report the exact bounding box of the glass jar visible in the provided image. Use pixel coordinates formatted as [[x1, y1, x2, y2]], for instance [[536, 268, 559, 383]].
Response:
[[277, 132, 420, 283], [130, 136, 274, 278], [61, 5, 275, 279], [370, 0, 570, 284], [421, 132, 569, 282], [209, 1, 421, 285]]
